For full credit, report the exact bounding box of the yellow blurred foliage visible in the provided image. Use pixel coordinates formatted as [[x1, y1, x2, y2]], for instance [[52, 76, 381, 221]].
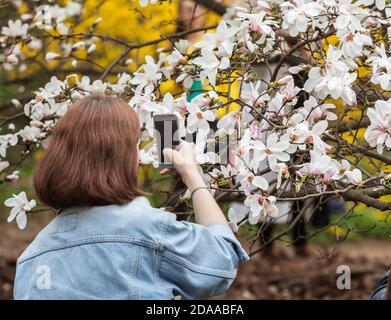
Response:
[[19, 0, 222, 81], [326, 224, 347, 238]]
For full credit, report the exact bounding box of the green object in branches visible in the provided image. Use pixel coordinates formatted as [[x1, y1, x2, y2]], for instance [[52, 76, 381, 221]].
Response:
[[187, 80, 203, 102]]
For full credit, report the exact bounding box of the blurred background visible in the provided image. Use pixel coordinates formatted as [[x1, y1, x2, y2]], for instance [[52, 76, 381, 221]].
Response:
[[1, 0, 391, 300]]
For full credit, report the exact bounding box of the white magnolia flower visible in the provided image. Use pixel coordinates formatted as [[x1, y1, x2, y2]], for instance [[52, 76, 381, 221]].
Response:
[[364, 99, 391, 154], [72, 41, 86, 50], [5, 191, 36, 230], [6, 170, 19, 181], [298, 149, 336, 191], [281, 0, 325, 37], [193, 130, 220, 164], [331, 159, 351, 180], [305, 120, 329, 152], [334, 0, 369, 33], [19, 125, 42, 142], [45, 52, 61, 61], [164, 48, 186, 73], [175, 66, 195, 89], [87, 43, 96, 54], [244, 194, 278, 224], [186, 103, 216, 133], [251, 133, 290, 169], [194, 140, 220, 164], [367, 45, 391, 91], [211, 164, 234, 180], [340, 31, 372, 58], [236, 10, 277, 36], [217, 111, 238, 134], [1, 20, 28, 38], [76, 76, 107, 94], [110, 73, 133, 94], [77, 75, 93, 91], [33, 3, 81, 32], [374, 0, 385, 10], [227, 206, 247, 233], [61, 42, 74, 56], [11, 99, 21, 107], [267, 93, 288, 118], [278, 76, 301, 103], [124, 58, 133, 66], [0, 161, 10, 172], [235, 163, 269, 195], [271, 163, 290, 189], [129, 93, 159, 135], [298, 149, 332, 177], [304, 47, 357, 105], [300, 96, 337, 125], [5, 54, 19, 65], [196, 21, 238, 56], [192, 48, 230, 86], [37, 76, 65, 99], [285, 124, 307, 153], [305, 66, 357, 106], [289, 65, 305, 74], [30, 101, 52, 120], [174, 39, 190, 55], [241, 80, 270, 108], [139, 145, 159, 168], [28, 39, 42, 50], [0, 134, 18, 157], [249, 121, 263, 139], [345, 168, 363, 185], [130, 55, 162, 93], [90, 80, 107, 93]]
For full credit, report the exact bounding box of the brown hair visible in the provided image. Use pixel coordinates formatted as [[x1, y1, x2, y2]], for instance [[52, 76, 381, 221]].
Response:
[[34, 94, 145, 209]]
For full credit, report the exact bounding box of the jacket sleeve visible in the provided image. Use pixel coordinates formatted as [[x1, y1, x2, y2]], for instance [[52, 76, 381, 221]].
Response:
[[159, 212, 250, 300], [369, 271, 389, 300]]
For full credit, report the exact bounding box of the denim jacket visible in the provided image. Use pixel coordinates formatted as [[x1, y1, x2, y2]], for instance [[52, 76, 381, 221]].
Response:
[[14, 196, 249, 300]]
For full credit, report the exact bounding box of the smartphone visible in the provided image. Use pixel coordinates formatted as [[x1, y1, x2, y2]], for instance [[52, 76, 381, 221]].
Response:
[[153, 114, 180, 168]]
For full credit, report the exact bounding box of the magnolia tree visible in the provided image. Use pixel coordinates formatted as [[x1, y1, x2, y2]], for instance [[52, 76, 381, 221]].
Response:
[[1, 0, 391, 254]]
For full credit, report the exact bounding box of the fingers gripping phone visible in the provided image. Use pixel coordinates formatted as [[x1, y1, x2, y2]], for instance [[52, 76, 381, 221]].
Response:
[[153, 114, 180, 168]]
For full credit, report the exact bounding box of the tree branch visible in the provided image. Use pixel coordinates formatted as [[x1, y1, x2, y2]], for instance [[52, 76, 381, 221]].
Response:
[[193, 0, 227, 15]]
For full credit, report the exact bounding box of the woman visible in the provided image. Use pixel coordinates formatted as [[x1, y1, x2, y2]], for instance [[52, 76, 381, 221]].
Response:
[[13, 94, 249, 300]]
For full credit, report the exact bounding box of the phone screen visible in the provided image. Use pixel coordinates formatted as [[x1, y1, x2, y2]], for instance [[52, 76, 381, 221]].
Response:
[[153, 115, 179, 167]]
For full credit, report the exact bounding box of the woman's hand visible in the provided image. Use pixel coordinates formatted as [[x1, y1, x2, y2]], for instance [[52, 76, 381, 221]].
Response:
[[160, 141, 228, 226], [160, 141, 204, 190], [161, 140, 228, 226]]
